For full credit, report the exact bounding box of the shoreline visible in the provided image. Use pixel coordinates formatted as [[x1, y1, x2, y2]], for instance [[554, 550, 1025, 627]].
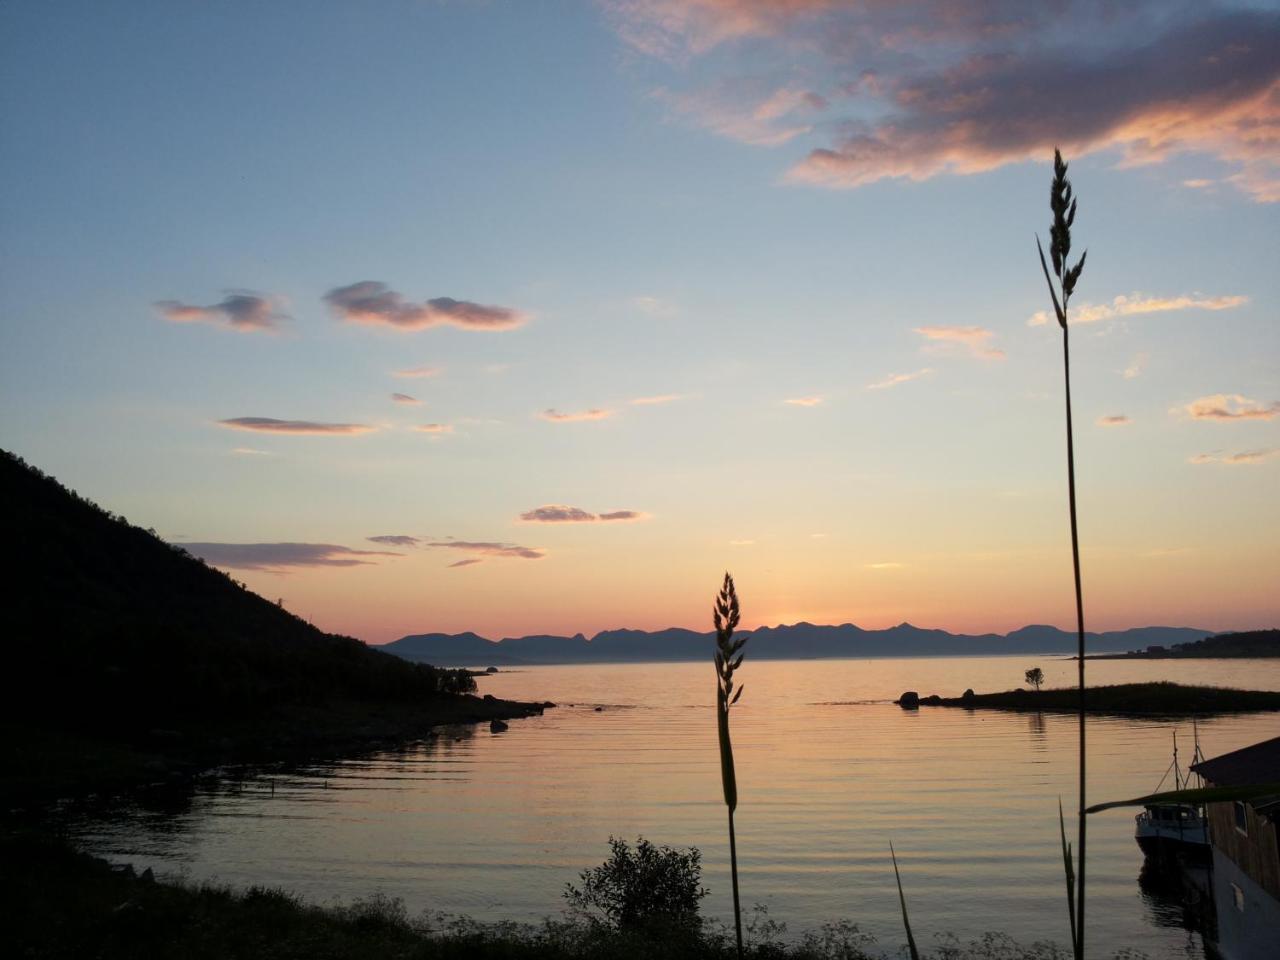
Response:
[[2, 693, 554, 813], [896, 681, 1280, 716]]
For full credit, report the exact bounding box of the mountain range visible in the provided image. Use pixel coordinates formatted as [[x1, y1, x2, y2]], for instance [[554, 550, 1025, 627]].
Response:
[[381, 622, 1214, 667]]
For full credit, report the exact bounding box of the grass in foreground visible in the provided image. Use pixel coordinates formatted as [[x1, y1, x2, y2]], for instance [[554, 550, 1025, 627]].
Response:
[[2, 832, 1126, 960]]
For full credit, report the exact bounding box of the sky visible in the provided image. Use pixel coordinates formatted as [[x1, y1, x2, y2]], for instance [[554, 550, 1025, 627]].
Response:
[[1, 0, 1277, 643]]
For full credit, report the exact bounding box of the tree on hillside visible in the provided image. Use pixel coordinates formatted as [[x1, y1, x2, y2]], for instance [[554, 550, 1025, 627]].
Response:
[[1025, 667, 1045, 693]]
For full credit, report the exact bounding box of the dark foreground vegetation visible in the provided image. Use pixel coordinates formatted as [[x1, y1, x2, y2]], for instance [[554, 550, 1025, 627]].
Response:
[[1, 449, 549, 806], [915, 682, 1280, 715], [1, 831, 1094, 960], [1089, 628, 1280, 660]]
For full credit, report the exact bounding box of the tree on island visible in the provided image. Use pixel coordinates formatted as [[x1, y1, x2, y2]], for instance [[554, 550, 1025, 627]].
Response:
[[1025, 667, 1045, 693]]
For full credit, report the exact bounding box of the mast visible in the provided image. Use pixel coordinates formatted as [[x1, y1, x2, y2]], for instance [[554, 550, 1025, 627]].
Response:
[[1173, 730, 1181, 791]]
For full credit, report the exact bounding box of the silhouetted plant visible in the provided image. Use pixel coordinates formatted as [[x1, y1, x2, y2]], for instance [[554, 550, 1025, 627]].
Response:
[[713, 572, 747, 959], [890, 843, 920, 960], [563, 836, 708, 937], [1025, 667, 1045, 693], [1035, 149, 1088, 960]]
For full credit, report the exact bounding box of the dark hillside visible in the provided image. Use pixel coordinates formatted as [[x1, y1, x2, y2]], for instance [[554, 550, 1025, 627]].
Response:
[[0, 449, 535, 801]]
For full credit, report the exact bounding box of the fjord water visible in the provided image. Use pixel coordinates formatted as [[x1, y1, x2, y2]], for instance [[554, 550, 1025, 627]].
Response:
[[70, 656, 1280, 957]]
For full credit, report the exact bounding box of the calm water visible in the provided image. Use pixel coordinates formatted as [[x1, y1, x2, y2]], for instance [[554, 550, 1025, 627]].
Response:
[[68, 656, 1280, 957]]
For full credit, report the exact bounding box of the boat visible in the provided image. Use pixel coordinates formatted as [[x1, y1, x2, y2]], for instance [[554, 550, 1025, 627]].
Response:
[[1135, 726, 1210, 860]]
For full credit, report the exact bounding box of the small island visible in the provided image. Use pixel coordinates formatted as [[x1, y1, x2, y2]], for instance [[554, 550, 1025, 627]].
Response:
[[1086, 628, 1279, 660], [898, 681, 1280, 716]]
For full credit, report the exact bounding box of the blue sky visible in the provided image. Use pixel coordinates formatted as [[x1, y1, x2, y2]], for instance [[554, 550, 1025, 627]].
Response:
[[2, 1, 1277, 641]]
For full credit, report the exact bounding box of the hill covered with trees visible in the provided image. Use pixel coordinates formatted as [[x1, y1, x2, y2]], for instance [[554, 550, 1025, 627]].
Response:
[[1, 449, 535, 802]]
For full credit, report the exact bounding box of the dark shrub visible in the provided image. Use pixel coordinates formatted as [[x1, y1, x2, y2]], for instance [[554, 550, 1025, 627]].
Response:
[[564, 837, 708, 937]]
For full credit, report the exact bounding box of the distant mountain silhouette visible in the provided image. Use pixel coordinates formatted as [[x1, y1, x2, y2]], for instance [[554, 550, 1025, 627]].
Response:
[[1, 449, 474, 739], [384, 621, 1215, 666]]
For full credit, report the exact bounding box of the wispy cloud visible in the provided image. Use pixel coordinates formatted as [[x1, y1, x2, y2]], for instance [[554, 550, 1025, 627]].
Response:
[[368, 534, 420, 546], [599, 510, 645, 522], [218, 417, 376, 436], [182, 541, 400, 572], [540, 408, 615, 422], [1029, 293, 1248, 327], [392, 365, 442, 379], [609, 4, 1280, 203], [413, 423, 454, 435], [391, 393, 421, 405], [785, 396, 823, 407], [1190, 448, 1278, 465], [325, 281, 527, 331], [914, 325, 1004, 360], [155, 292, 287, 332], [1123, 353, 1148, 380], [1141, 547, 1194, 558], [653, 83, 826, 146], [631, 295, 679, 316], [519, 505, 649, 523], [728, 539, 755, 546], [230, 447, 272, 456], [520, 505, 596, 523], [866, 561, 906, 570], [1178, 394, 1280, 421], [424, 540, 546, 566], [867, 368, 933, 390], [630, 393, 685, 406], [1097, 414, 1132, 427]]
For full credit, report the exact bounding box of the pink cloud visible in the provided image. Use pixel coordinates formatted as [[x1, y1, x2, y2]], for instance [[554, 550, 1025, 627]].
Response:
[[325, 281, 527, 331], [539, 408, 615, 422], [156, 292, 286, 332], [218, 417, 376, 436], [867, 368, 933, 390], [630, 394, 685, 405], [521, 505, 597, 523], [1028, 292, 1248, 327], [653, 83, 827, 146], [913, 325, 1004, 360], [392, 365, 442, 378], [413, 423, 454, 436], [519, 505, 649, 523], [182, 541, 400, 572], [785, 396, 823, 407], [1096, 415, 1131, 427], [608, 4, 1280, 203], [424, 540, 546, 566], [1179, 394, 1280, 421], [1190, 448, 1278, 465]]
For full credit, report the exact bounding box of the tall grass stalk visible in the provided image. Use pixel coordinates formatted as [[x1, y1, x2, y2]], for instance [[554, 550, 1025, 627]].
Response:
[[713, 572, 747, 959], [889, 843, 920, 960], [1036, 149, 1088, 960], [1058, 800, 1077, 958]]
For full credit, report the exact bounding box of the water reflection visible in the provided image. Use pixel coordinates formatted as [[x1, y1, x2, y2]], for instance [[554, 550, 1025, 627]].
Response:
[[1137, 859, 1217, 958], [1026, 711, 1047, 751], [58, 657, 1280, 959]]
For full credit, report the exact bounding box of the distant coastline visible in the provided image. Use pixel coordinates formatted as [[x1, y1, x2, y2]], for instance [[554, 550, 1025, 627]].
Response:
[[380, 622, 1219, 667], [1085, 628, 1279, 660]]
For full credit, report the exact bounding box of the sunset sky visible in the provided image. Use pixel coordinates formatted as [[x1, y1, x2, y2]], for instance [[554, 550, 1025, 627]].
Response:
[[2, 1, 1277, 643]]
